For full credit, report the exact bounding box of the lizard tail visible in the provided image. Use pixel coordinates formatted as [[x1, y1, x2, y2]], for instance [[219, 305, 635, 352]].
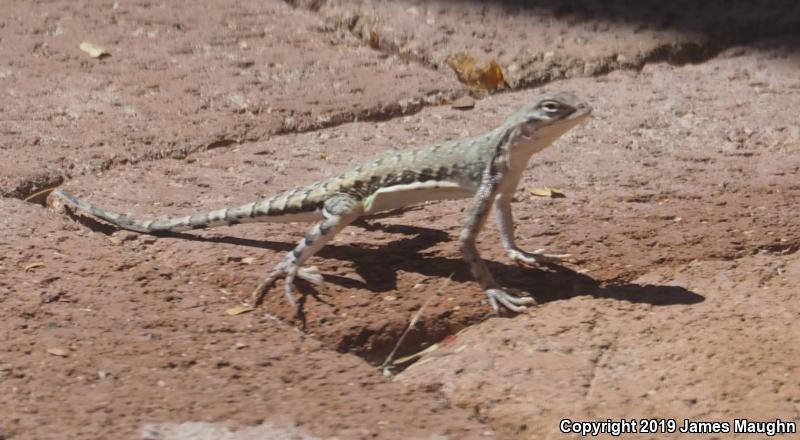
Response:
[[55, 190, 196, 233], [54, 189, 322, 234]]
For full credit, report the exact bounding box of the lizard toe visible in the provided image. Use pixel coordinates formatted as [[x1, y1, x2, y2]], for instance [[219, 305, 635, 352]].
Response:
[[485, 288, 535, 313], [297, 265, 325, 286], [508, 248, 570, 265]]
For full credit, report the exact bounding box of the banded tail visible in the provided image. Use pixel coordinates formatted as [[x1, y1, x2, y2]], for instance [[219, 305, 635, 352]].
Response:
[[54, 188, 325, 234]]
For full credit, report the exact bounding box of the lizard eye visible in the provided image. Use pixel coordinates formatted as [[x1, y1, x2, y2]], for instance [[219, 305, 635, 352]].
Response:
[[541, 101, 561, 113]]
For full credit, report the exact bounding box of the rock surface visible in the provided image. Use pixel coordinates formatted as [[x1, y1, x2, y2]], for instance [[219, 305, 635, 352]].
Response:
[[2, 1, 799, 438]]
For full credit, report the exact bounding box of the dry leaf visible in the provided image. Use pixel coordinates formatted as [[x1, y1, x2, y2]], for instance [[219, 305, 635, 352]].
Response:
[[226, 306, 255, 316], [446, 52, 506, 93], [529, 187, 566, 198], [24, 262, 45, 271], [46, 347, 69, 357], [79, 41, 109, 58]]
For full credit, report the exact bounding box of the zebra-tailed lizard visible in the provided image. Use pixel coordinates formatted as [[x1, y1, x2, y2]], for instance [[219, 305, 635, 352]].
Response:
[[53, 92, 591, 312]]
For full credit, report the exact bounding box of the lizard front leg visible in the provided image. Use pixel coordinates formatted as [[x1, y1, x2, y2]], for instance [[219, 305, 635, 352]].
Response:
[[460, 177, 534, 313], [251, 193, 363, 307], [495, 193, 570, 265]]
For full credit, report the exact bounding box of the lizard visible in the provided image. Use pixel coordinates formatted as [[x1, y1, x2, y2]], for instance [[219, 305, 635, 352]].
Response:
[[53, 91, 591, 313]]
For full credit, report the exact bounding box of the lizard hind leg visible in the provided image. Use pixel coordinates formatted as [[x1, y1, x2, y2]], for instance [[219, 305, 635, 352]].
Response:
[[250, 193, 363, 307]]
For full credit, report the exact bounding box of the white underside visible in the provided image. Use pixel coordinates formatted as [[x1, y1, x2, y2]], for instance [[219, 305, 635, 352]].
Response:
[[234, 181, 473, 224], [363, 180, 473, 215], [232, 210, 324, 224]]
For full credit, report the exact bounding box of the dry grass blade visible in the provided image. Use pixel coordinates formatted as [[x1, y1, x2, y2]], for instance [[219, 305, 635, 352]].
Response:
[[391, 343, 440, 366], [24, 187, 58, 206], [381, 276, 452, 373], [24, 262, 45, 271]]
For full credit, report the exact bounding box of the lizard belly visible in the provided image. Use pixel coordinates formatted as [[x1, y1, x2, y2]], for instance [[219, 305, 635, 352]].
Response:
[[363, 181, 473, 215], [242, 211, 324, 223]]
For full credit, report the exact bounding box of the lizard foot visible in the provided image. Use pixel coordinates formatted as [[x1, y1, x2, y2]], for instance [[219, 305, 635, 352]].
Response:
[[485, 287, 535, 313], [250, 262, 325, 306], [507, 247, 570, 265]]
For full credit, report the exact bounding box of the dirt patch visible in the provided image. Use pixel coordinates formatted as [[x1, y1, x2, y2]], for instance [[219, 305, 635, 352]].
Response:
[[0, 199, 495, 438], [0, 0, 461, 199], [291, 0, 800, 85], [2, 1, 800, 439], [47, 43, 800, 366]]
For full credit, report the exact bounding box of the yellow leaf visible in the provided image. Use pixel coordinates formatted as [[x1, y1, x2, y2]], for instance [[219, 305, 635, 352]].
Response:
[[79, 41, 109, 58], [226, 306, 255, 316], [529, 187, 566, 198]]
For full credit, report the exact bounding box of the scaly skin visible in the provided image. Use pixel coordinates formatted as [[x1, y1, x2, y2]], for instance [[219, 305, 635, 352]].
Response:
[[55, 92, 591, 313]]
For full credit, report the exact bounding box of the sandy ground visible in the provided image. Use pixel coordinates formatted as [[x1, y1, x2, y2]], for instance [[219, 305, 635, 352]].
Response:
[[1, 1, 799, 439]]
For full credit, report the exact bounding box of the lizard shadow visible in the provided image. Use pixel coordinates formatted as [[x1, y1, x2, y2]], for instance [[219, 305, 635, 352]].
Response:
[[163, 220, 703, 307], [329, 224, 704, 307], [66, 212, 702, 307]]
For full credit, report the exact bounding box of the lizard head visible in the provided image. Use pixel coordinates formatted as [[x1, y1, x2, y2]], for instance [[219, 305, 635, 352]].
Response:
[[509, 91, 592, 151]]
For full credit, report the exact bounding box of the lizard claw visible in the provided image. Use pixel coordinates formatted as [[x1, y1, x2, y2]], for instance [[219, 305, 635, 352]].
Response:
[[485, 287, 535, 313], [296, 265, 324, 286], [250, 262, 326, 306], [507, 247, 570, 265]]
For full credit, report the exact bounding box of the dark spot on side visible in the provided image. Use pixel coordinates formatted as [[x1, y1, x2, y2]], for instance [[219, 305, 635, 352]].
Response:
[[382, 172, 397, 186], [419, 167, 435, 181], [292, 247, 304, 259], [283, 204, 304, 214], [302, 198, 324, 212], [255, 201, 272, 217]]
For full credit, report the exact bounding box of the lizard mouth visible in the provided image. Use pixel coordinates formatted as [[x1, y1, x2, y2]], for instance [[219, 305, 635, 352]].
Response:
[[567, 104, 592, 122]]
